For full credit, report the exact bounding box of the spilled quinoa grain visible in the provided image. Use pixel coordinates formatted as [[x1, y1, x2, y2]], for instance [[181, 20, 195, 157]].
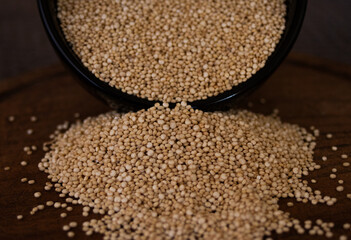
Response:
[[38, 103, 334, 239]]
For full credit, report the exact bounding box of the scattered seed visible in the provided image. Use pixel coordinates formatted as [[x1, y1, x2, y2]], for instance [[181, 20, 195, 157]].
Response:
[[20, 161, 27, 166], [330, 174, 337, 179], [17, 215, 23, 220], [67, 231, 75, 238], [325, 232, 333, 238], [326, 133, 333, 139], [69, 222, 78, 228], [311, 179, 317, 183], [287, 202, 294, 207], [37, 205, 45, 210], [336, 186, 344, 192], [60, 212, 67, 218], [343, 162, 350, 167], [332, 168, 337, 173], [339, 235, 348, 240], [4, 166, 10, 171], [343, 223, 350, 230], [26, 129, 34, 135], [338, 180, 344, 184], [28, 180, 35, 185], [313, 129, 320, 137], [34, 192, 42, 198], [54, 202, 61, 208], [21, 178, 28, 183], [46, 201, 54, 207], [63, 225, 70, 231], [30, 116, 38, 122], [322, 156, 327, 161], [8, 116, 15, 122]]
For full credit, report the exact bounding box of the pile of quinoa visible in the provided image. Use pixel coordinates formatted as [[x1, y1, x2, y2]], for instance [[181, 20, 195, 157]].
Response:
[[38, 103, 334, 239], [57, 0, 286, 102]]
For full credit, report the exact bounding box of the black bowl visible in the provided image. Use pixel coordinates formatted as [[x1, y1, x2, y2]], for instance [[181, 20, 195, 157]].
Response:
[[38, 0, 307, 111]]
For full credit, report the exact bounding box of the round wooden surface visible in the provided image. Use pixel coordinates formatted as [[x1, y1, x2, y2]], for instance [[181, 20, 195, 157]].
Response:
[[0, 53, 351, 239]]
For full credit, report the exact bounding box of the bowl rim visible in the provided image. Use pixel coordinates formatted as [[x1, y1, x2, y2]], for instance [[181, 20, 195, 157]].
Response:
[[37, 0, 307, 110]]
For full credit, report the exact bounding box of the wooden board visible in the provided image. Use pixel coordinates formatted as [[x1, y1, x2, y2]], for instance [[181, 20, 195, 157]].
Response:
[[0, 53, 350, 239]]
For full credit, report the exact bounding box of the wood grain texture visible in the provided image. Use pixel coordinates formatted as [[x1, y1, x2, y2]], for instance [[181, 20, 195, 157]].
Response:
[[0, 54, 350, 239]]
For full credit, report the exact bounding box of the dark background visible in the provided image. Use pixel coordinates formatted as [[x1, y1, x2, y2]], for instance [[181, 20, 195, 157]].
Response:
[[0, 0, 350, 80]]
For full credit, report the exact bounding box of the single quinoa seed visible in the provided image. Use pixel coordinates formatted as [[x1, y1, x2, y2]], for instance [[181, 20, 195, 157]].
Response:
[[57, 0, 286, 102], [34, 192, 42, 198], [28, 180, 35, 185], [67, 231, 75, 238], [21, 178, 28, 183], [331, 146, 338, 151], [8, 116, 15, 122], [336, 186, 344, 192], [69, 222, 78, 228], [30, 116, 38, 122], [343, 223, 350, 230], [341, 154, 348, 159], [17, 215, 23, 220], [26, 129, 34, 135]]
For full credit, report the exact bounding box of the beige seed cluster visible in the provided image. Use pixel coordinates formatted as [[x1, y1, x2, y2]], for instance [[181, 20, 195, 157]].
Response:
[[57, 0, 286, 102], [38, 103, 333, 239]]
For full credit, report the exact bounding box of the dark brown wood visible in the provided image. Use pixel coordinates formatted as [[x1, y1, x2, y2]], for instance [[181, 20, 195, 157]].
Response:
[[0, 53, 350, 239]]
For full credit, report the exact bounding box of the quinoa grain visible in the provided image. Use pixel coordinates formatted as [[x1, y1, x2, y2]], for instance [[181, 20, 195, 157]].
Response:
[[57, 0, 286, 102], [38, 103, 329, 239], [34, 192, 41, 198]]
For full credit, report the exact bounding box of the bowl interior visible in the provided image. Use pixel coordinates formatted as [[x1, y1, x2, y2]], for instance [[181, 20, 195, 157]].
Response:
[[38, 0, 307, 110]]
